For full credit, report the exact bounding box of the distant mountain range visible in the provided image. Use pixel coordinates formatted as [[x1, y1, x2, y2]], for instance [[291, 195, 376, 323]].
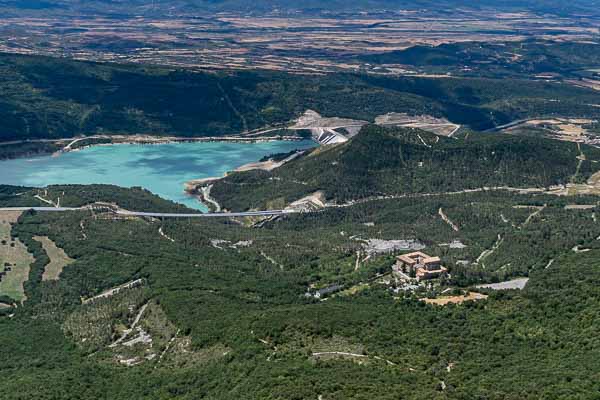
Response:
[[2, 0, 600, 16]]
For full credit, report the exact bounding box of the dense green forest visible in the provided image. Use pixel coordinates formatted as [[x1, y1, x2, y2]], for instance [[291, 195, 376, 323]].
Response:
[[1, 19, 600, 397], [1, 53, 600, 141], [361, 40, 600, 79], [0, 141, 62, 160], [210, 125, 600, 210], [1, 182, 600, 398]]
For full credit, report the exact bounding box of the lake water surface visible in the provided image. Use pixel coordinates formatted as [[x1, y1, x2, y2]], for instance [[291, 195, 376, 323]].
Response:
[[0, 140, 316, 210]]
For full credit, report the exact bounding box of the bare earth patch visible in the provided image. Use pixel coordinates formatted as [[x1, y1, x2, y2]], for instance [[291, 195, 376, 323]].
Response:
[[287, 191, 327, 212], [375, 113, 461, 136], [476, 278, 529, 290], [423, 292, 488, 306], [33, 236, 74, 280], [0, 211, 34, 302], [567, 78, 600, 92], [504, 118, 598, 143], [361, 238, 425, 256]]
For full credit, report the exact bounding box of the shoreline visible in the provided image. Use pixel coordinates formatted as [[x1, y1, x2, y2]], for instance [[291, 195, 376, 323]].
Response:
[[1, 133, 316, 211], [183, 149, 312, 210], [184, 177, 226, 212], [0, 133, 310, 161], [61, 134, 308, 153], [67, 136, 315, 211]]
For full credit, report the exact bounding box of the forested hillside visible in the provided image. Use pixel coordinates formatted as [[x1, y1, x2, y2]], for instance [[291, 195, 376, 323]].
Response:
[[210, 125, 600, 210], [3, 0, 600, 397], [2, 183, 600, 398], [361, 40, 600, 79], [1, 53, 600, 141]]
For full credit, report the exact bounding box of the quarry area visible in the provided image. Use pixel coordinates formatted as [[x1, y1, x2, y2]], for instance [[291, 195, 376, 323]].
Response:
[[290, 110, 461, 144]]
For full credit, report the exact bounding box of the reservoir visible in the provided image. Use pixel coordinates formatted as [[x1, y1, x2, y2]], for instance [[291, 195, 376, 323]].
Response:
[[0, 140, 316, 211]]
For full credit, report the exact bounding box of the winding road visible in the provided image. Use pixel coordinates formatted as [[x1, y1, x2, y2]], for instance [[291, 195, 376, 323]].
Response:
[[0, 183, 581, 219]]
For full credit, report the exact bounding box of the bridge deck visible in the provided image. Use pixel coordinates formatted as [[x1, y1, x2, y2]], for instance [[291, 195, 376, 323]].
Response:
[[0, 207, 295, 218]]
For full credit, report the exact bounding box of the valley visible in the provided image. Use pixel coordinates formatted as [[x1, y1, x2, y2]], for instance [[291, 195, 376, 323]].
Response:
[[2, 1, 600, 399], [0, 9, 598, 74]]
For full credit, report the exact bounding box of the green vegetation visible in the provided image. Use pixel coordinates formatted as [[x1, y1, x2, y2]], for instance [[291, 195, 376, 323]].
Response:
[[584, 122, 600, 135], [0, 211, 34, 302], [33, 236, 74, 280], [361, 40, 600, 79], [0, 185, 48, 207], [211, 125, 600, 210], [42, 184, 197, 213], [63, 285, 151, 353], [0, 184, 197, 212], [1, 53, 600, 141], [0, 141, 62, 160], [1, 182, 600, 398], [3, 35, 600, 398]]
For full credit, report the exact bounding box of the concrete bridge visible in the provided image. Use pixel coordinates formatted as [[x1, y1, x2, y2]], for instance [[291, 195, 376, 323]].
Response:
[[0, 206, 296, 218]]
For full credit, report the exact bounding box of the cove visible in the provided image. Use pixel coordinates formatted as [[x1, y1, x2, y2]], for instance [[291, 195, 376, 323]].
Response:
[[0, 140, 316, 211]]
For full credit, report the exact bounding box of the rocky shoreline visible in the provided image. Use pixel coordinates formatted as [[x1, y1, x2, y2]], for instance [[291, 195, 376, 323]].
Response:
[[182, 149, 311, 210], [184, 177, 224, 212]]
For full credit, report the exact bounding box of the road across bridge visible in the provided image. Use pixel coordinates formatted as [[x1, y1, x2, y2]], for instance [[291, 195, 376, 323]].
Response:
[[0, 206, 297, 218], [0, 207, 82, 212], [115, 209, 295, 218]]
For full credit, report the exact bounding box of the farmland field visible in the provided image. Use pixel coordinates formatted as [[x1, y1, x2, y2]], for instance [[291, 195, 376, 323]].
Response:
[[33, 236, 74, 281], [0, 211, 33, 302]]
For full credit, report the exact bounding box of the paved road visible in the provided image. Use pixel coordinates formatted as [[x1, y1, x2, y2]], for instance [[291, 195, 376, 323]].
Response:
[[116, 209, 295, 218], [0, 184, 558, 217], [0, 207, 81, 212], [484, 119, 531, 132], [0, 206, 296, 218], [476, 278, 529, 290]]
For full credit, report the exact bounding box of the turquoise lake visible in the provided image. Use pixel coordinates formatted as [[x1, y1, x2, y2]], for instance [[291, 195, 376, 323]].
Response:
[[0, 140, 316, 211]]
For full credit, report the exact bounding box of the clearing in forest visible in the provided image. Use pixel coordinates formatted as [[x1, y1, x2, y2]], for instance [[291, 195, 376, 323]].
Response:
[[33, 236, 74, 280], [423, 292, 488, 306], [0, 211, 34, 302], [476, 278, 529, 290]]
